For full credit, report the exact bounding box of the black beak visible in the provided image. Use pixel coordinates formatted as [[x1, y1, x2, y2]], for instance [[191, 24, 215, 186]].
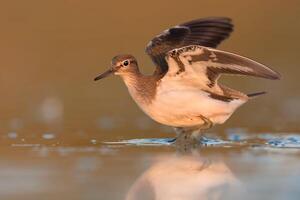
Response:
[[94, 68, 114, 81]]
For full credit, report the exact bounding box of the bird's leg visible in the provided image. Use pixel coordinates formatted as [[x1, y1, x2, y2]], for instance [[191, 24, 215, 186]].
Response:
[[170, 116, 213, 147], [172, 127, 200, 147], [171, 127, 198, 152]]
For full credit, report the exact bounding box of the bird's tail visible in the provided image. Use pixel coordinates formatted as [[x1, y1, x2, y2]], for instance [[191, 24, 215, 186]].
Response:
[[247, 91, 267, 98]]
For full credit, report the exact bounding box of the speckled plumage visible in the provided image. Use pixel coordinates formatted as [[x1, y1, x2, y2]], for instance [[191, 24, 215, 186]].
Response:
[[95, 17, 280, 135]]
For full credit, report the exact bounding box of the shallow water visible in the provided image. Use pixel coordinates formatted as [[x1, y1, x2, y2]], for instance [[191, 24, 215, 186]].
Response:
[[0, 132, 299, 200]]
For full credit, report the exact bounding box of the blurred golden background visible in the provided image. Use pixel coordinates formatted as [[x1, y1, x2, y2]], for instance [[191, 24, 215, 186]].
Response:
[[0, 0, 299, 143]]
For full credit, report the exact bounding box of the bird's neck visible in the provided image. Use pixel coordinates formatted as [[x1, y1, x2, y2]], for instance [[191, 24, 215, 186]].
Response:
[[121, 71, 158, 105]]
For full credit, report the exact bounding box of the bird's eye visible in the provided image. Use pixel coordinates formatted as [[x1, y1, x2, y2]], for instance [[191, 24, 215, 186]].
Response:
[[123, 60, 129, 66]]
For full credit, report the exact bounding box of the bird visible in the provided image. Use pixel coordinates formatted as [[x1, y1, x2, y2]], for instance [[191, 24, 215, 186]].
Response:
[[126, 154, 242, 200], [94, 17, 280, 142]]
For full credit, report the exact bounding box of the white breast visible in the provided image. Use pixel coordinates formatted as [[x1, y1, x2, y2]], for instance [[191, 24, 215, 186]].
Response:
[[141, 76, 246, 127]]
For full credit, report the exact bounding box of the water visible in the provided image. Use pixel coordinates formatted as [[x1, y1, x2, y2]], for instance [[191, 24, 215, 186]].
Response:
[[0, 132, 298, 200]]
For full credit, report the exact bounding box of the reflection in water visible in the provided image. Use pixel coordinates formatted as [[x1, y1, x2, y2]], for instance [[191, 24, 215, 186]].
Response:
[[126, 152, 244, 200], [2, 139, 300, 199], [0, 165, 54, 196]]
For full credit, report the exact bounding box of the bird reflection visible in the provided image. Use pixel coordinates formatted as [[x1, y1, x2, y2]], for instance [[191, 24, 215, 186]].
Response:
[[126, 152, 244, 200]]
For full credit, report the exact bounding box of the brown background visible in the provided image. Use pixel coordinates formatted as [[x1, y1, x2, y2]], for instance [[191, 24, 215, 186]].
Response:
[[0, 0, 299, 142]]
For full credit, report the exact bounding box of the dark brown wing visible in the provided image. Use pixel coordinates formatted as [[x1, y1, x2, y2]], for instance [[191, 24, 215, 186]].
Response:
[[145, 17, 233, 75]]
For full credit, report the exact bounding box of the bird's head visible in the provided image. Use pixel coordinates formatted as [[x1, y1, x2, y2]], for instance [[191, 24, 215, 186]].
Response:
[[94, 54, 138, 81]]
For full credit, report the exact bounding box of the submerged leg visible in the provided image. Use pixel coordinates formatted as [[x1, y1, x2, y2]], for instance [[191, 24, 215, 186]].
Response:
[[172, 127, 199, 152], [172, 127, 201, 145], [171, 116, 214, 147]]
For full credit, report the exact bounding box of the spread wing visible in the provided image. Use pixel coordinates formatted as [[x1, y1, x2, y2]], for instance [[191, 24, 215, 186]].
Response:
[[145, 17, 233, 76], [165, 45, 281, 88]]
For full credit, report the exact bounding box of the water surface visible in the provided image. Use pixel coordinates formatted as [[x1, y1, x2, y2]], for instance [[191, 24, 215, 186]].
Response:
[[1, 132, 299, 200]]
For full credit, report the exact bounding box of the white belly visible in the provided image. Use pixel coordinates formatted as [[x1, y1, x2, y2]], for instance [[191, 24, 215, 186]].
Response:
[[140, 79, 247, 127]]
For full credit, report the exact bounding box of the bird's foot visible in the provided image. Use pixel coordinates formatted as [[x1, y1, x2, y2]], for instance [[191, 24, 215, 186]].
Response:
[[171, 131, 201, 151]]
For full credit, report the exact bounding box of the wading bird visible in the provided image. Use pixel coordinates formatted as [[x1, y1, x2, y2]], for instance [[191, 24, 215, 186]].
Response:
[[94, 17, 280, 141]]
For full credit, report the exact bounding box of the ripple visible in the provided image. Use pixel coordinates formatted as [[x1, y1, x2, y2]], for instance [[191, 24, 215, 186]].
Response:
[[103, 138, 174, 146], [104, 136, 235, 147], [266, 135, 300, 148], [103, 133, 300, 149]]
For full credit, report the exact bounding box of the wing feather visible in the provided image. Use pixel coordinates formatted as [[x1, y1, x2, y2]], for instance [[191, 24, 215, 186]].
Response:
[[146, 17, 234, 75], [165, 45, 280, 88]]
